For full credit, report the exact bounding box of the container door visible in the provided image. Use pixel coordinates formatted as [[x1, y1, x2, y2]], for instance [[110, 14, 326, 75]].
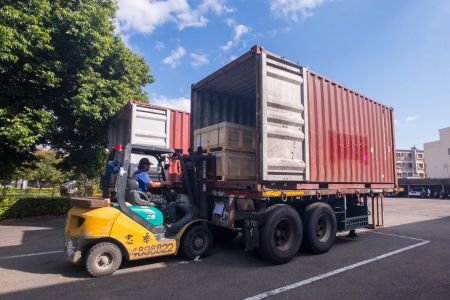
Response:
[[130, 104, 170, 147], [260, 53, 308, 181], [129, 104, 171, 180]]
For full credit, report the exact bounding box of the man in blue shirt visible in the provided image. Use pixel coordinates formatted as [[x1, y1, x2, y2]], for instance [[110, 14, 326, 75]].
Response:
[[134, 158, 171, 193]]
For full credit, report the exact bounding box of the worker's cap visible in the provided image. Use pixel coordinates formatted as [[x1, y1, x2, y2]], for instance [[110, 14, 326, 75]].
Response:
[[138, 158, 153, 168]]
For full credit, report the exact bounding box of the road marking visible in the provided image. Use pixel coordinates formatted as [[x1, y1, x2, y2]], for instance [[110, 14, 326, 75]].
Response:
[[0, 250, 64, 260], [371, 231, 428, 242], [243, 233, 430, 300]]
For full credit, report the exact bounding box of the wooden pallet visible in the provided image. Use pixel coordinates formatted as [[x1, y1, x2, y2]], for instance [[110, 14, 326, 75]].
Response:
[[70, 197, 110, 208]]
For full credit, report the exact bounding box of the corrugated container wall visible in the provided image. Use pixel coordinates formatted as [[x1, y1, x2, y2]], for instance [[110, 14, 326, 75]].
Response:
[[307, 71, 396, 185]]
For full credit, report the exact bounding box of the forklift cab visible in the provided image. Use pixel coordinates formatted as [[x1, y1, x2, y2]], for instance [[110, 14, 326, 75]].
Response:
[[104, 144, 198, 234]]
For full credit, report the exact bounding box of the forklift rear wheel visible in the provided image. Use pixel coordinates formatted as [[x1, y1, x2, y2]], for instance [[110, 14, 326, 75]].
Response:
[[303, 203, 337, 254], [259, 205, 302, 264], [86, 242, 122, 277], [180, 225, 212, 260]]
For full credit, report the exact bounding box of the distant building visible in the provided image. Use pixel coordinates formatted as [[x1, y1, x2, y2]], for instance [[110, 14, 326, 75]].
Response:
[[396, 146, 425, 179], [424, 127, 450, 179]]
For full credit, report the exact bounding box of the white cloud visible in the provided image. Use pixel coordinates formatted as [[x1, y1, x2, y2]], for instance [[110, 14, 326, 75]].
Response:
[[155, 41, 165, 50], [270, 0, 327, 21], [162, 46, 186, 68], [191, 53, 209, 67], [405, 116, 419, 122], [150, 94, 191, 112], [221, 19, 250, 51], [116, 0, 233, 37], [270, 27, 291, 37], [199, 0, 234, 14]]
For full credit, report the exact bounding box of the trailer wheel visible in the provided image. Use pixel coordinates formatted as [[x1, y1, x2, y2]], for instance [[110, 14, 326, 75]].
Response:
[[180, 225, 212, 260], [259, 205, 302, 264], [303, 203, 337, 254], [86, 242, 122, 277]]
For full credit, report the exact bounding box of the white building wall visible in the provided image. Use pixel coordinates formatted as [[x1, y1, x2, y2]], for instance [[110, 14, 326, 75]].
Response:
[[424, 127, 450, 179]]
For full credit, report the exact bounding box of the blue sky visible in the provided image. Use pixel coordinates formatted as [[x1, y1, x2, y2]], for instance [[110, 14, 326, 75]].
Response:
[[116, 0, 450, 150]]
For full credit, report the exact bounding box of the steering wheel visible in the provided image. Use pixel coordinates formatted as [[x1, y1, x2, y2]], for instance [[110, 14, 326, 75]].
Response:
[[137, 191, 155, 206]]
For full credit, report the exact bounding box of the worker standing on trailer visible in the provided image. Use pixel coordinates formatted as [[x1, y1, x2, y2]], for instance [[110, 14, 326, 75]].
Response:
[[134, 158, 171, 193]]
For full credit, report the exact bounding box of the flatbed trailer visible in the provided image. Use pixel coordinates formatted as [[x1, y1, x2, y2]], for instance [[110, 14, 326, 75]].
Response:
[[205, 182, 397, 258], [168, 149, 397, 263]]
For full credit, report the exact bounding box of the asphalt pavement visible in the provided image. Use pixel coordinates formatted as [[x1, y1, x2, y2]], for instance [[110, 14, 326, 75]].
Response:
[[0, 198, 449, 299]]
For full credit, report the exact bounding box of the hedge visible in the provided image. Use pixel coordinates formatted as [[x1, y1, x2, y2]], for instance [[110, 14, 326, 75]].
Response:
[[0, 197, 70, 220], [3, 188, 59, 197]]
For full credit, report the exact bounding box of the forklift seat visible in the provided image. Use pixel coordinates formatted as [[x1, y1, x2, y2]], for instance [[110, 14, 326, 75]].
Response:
[[126, 178, 152, 206]]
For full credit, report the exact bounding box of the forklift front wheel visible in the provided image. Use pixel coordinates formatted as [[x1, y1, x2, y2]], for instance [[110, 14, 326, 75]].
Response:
[[180, 225, 212, 260], [86, 242, 122, 277]]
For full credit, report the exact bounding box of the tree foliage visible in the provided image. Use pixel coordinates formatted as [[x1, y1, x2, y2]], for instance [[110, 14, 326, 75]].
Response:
[[0, 0, 153, 178], [26, 149, 67, 194]]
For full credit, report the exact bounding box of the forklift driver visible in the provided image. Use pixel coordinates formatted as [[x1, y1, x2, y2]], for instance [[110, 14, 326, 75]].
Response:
[[134, 158, 172, 193]]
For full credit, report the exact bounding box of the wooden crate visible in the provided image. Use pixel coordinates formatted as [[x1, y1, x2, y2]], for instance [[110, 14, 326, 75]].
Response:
[[194, 122, 256, 153], [215, 150, 256, 180]]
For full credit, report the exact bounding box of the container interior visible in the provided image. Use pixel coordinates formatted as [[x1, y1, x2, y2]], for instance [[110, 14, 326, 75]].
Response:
[[191, 55, 257, 132]]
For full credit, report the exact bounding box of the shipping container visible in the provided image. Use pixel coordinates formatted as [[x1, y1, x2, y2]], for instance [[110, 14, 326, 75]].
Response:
[[108, 100, 190, 181], [191, 45, 396, 189]]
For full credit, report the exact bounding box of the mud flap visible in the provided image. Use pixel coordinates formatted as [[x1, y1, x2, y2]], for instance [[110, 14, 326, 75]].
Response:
[[244, 219, 260, 250]]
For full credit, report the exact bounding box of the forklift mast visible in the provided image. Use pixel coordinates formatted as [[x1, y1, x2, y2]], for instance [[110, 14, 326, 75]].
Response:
[[178, 148, 216, 219]]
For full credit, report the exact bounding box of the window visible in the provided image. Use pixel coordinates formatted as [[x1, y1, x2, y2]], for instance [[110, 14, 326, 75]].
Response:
[[418, 163, 424, 169], [407, 163, 413, 168], [408, 172, 413, 177], [397, 162, 402, 168], [397, 172, 402, 178], [419, 173, 425, 178], [448, 148, 450, 155], [417, 153, 423, 159], [396, 153, 401, 157]]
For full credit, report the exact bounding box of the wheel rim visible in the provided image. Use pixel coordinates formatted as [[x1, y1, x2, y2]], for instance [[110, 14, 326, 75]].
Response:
[[273, 218, 294, 252], [316, 214, 331, 243], [95, 252, 114, 269], [191, 232, 208, 253]]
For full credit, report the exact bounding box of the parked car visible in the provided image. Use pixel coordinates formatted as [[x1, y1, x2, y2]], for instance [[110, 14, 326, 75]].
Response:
[[60, 180, 78, 196], [408, 187, 430, 198]]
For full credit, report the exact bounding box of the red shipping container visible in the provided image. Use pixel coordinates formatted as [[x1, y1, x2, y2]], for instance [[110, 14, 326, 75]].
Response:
[[191, 45, 396, 189], [169, 109, 190, 181]]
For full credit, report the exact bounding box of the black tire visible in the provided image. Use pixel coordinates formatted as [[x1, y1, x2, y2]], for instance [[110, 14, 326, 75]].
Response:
[[259, 205, 302, 264], [303, 203, 337, 254], [210, 225, 239, 244], [86, 242, 122, 277], [180, 225, 213, 260]]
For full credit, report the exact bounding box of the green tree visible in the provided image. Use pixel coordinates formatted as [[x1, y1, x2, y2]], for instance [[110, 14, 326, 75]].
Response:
[[0, 0, 153, 178], [26, 149, 68, 196]]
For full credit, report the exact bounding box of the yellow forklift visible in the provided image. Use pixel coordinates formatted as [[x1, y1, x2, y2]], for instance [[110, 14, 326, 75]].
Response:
[[65, 144, 216, 277]]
